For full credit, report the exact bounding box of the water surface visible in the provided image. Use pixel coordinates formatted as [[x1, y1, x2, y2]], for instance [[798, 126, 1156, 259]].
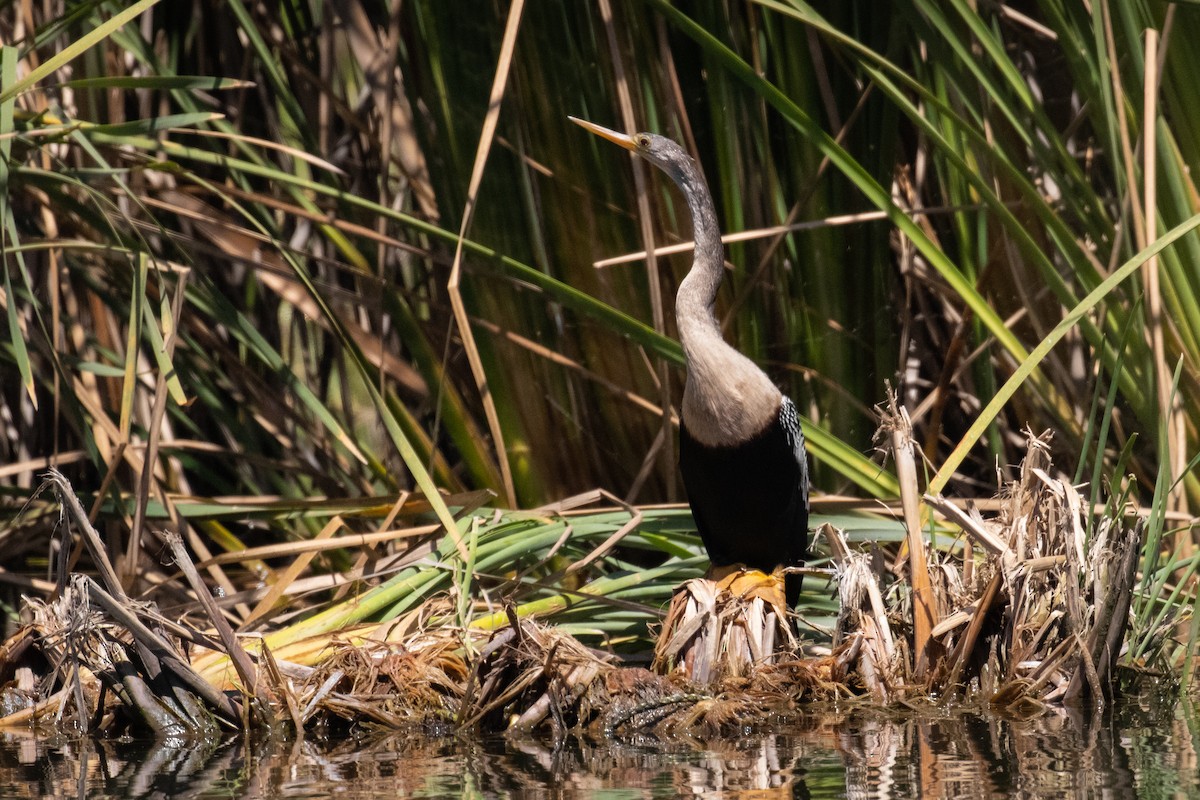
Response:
[[1, 694, 1195, 798]]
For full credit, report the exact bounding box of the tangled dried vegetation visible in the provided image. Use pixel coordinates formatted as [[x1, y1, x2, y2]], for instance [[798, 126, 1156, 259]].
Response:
[[0, 409, 1147, 738]]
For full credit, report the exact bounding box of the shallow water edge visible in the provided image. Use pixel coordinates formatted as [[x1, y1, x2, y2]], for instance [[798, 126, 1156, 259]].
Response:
[[1, 691, 1195, 799]]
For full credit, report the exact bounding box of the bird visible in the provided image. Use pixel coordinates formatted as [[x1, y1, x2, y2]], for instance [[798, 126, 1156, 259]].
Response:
[[570, 117, 809, 607]]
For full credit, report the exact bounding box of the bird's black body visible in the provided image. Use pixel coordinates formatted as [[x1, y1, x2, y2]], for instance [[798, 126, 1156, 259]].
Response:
[[679, 397, 809, 607], [570, 116, 810, 609]]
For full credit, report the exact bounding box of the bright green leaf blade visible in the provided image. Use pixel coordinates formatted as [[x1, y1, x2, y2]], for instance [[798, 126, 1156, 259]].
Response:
[[59, 75, 252, 91], [143, 291, 186, 406], [0, 0, 162, 104], [119, 254, 148, 438], [84, 111, 222, 136], [0, 46, 34, 410], [932, 212, 1200, 494]]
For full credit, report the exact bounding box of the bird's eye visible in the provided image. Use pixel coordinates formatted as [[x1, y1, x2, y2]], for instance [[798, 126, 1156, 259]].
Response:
[[635, 134, 650, 148]]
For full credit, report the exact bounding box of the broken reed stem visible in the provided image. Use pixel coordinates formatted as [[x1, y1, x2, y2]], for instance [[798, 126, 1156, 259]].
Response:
[[826, 524, 898, 702], [0, 687, 72, 728], [457, 624, 520, 729], [83, 577, 241, 723], [44, 469, 126, 600], [164, 532, 262, 707], [651, 566, 795, 686], [941, 567, 1003, 694], [887, 395, 937, 677], [1098, 523, 1144, 683], [1063, 521, 1143, 704]]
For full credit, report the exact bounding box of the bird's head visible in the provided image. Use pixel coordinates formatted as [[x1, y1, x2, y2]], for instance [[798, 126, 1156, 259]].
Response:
[[569, 116, 694, 185]]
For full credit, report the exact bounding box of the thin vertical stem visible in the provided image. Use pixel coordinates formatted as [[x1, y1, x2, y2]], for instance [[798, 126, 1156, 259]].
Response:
[[597, 0, 676, 503], [447, 0, 526, 508]]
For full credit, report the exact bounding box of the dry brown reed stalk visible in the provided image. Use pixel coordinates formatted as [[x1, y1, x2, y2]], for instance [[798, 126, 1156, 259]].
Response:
[[445, 0, 527, 509], [879, 393, 938, 678], [163, 533, 261, 711], [457, 617, 611, 732], [16, 575, 235, 736], [12, 473, 245, 735], [244, 612, 836, 736], [465, 616, 827, 736], [297, 629, 473, 729], [651, 567, 797, 685], [825, 524, 902, 703], [235, 611, 851, 736], [920, 431, 1143, 708], [809, 415, 1144, 711]]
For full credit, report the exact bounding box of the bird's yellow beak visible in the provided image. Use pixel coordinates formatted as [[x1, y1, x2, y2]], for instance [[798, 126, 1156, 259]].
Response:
[[569, 116, 637, 151]]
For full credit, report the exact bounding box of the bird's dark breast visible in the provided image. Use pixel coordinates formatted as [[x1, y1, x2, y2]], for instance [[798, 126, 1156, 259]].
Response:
[[679, 409, 809, 584]]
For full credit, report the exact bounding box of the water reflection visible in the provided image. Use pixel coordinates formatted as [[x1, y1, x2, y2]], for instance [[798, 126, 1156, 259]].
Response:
[[0, 695, 1195, 799]]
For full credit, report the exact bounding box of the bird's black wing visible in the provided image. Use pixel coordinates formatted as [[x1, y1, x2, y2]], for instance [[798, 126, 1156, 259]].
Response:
[[779, 395, 810, 519], [679, 395, 810, 569]]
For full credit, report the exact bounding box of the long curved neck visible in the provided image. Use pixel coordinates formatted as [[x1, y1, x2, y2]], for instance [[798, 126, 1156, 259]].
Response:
[[673, 160, 724, 328], [667, 156, 781, 446]]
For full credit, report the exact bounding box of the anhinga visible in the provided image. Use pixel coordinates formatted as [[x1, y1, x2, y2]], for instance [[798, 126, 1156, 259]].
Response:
[[571, 117, 809, 607]]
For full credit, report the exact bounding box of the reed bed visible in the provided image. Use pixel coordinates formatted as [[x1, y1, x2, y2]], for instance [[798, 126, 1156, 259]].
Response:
[[0, 411, 1164, 738]]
